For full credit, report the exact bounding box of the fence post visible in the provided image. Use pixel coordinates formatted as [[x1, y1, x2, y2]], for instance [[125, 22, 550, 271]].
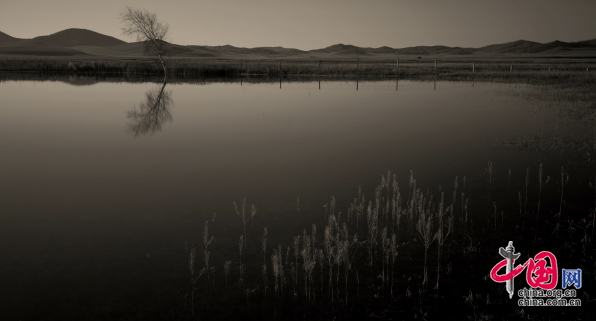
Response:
[[434, 59, 437, 70], [473, 62, 475, 72]]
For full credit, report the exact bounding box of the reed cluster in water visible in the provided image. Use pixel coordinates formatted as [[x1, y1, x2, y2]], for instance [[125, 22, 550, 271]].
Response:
[[180, 161, 595, 319]]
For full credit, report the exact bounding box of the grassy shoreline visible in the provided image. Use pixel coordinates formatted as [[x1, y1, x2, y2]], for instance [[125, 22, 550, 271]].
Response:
[[1, 68, 595, 87], [0, 56, 594, 80]]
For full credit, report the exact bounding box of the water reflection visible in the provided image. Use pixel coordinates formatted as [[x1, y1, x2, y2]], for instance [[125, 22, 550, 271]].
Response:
[[127, 80, 173, 137]]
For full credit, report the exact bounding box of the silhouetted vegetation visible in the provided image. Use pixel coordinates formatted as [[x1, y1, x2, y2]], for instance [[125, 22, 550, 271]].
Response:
[[172, 165, 594, 320], [0, 57, 593, 81]]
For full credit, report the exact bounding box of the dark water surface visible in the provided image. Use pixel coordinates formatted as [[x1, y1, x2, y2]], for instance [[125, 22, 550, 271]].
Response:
[[1, 78, 589, 319], [1, 79, 539, 219]]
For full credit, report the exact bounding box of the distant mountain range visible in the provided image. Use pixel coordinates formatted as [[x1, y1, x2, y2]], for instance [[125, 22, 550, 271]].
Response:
[[1, 28, 595, 58]]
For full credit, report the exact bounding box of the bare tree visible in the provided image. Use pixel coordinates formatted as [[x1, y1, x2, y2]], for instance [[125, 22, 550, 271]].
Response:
[[120, 6, 170, 76], [127, 80, 173, 137]]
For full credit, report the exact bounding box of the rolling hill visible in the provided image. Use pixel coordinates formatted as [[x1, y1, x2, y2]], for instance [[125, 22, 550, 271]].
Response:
[[0, 29, 122, 57], [0, 41, 89, 56], [394, 45, 476, 55], [74, 42, 211, 57], [578, 39, 596, 46], [0, 31, 22, 42], [311, 44, 372, 56], [478, 40, 540, 53], [188, 45, 306, 58], [0, 28, 595, 58], [478, 39, 596, 54], [527, 40, 595, 53], [31, 28, 126, 47]]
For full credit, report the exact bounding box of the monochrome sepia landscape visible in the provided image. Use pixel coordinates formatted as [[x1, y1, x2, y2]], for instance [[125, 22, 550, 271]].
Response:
[[1, 1, 595, 320], [2, 27, 596, 58]]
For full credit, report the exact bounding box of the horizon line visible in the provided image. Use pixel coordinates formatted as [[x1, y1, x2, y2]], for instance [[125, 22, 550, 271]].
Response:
[[3, 28, 596, 51]]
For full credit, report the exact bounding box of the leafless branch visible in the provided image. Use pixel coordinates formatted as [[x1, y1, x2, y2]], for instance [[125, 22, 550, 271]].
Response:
[[120, 6, 170, 74], [127, 80, 173, 137]]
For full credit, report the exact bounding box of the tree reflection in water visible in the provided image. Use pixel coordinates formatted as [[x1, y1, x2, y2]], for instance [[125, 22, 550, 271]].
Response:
[[127, 80, 173, 137]]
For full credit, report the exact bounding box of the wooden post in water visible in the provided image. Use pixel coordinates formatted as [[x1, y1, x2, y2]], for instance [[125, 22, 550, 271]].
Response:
[[434, 60, 437, 70], [472, 62, 475, 72], [510, 65, 513, 72], [356, 79, 358, 91], [279, 78, 281, 89], [319, 79, 320, 90], [357, 58, 359, 69]]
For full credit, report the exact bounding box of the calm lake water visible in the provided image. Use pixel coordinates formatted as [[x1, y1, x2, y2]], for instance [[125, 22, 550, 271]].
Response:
[[0, 79, 542, 219], [0, 77, 582, 318]]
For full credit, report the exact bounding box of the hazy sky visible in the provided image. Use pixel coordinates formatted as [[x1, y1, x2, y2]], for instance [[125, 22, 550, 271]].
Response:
[[1, 0, 595, 50]]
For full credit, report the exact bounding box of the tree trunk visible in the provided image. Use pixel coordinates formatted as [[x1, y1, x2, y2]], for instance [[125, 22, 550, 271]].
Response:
[[158, 54, 167, 79]]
